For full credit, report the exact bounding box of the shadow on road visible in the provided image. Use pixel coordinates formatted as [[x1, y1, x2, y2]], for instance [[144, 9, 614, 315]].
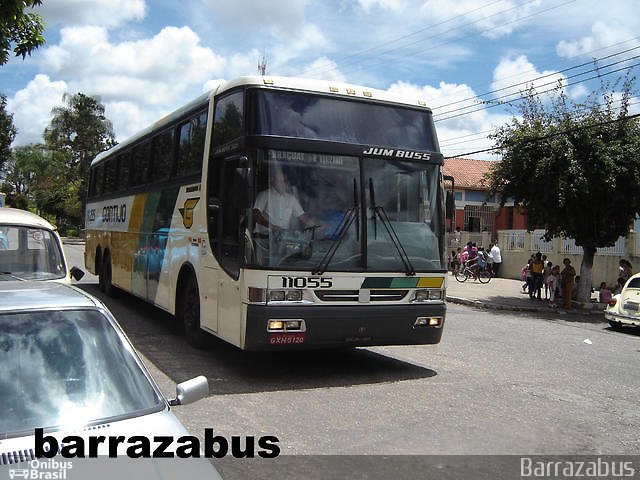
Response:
[[79, 283, 437, 396]]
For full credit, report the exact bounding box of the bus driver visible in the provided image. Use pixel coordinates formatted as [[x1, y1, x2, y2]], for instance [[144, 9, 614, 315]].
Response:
[[252, 168, 316, 236]]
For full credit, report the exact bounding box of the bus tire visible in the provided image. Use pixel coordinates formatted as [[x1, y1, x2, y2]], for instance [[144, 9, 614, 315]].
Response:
[[99, 253, 115, 297], [181, 275, 207, 348]]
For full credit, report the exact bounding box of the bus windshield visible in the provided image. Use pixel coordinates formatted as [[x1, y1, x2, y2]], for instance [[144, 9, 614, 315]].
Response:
[[252, 90, 437, 151], [247, 150, 443, 272]]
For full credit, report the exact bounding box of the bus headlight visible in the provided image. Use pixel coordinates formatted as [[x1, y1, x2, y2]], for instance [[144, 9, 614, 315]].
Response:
[[412, 289, 443, 302], [414, 317, 443, 328], [267, 319, 306, 332], [268, 290, 303, 303]]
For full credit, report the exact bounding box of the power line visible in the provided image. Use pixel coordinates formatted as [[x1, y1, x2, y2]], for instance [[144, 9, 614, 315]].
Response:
[[431, 43, 640, 112], [434, 60, 640, 123], [302, 0, 571, 79], [443, 111, 640, 159], [440, 97, 640, 157], [285, 0, 508, 77]]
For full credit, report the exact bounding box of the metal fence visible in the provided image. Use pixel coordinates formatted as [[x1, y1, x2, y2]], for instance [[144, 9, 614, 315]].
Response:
[[500, 230, 628, 256]]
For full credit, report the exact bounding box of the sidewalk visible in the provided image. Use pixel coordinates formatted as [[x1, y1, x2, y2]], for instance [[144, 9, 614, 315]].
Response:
[[445, 273, 606, 316]]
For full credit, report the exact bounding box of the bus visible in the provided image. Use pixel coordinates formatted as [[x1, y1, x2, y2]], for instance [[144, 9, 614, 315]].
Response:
[[85, 76, 448, 351]]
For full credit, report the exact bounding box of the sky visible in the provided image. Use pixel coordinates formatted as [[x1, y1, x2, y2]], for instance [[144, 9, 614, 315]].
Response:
[[1, 0, 639, 160]]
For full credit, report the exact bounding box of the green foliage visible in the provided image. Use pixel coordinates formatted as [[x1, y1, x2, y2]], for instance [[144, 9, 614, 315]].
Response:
[[487, 74, 640, 301], [0, 0, 45, 65], [488, 76, 640, 250], [43, 93, 116, 225], [0, 144, 74, 218], [0, 95, 17, 172]]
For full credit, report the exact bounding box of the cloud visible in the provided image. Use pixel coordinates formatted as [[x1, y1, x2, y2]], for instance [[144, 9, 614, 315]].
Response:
[[7, 75, 68, 146], [556, 20, 640, 59], [387, 80, 509, 159], [39, 26, 226, 105], [358, 0, 404, 13], [491, 55, 566, 100], [37, 0, 146, 28], [418, 0, 543, 39], [203, 0, 307, 33], [300, 57, 346, 82]]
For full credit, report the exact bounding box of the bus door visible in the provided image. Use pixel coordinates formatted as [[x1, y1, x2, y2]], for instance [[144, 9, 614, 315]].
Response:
[[206, 155, 249, 341]]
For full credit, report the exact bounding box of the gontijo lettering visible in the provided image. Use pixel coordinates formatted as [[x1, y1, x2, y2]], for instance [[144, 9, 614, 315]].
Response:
[[102, 204, 127, 223]]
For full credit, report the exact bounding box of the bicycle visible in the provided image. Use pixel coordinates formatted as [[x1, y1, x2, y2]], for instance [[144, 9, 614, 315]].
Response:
[[454, 261, 492, 283]]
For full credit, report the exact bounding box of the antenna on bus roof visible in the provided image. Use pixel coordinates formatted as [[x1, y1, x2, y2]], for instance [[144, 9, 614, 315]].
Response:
[[258, 51, 267, 76]]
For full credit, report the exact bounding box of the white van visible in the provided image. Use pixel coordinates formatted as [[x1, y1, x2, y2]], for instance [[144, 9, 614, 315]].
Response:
[[0, 208, 83, 283]]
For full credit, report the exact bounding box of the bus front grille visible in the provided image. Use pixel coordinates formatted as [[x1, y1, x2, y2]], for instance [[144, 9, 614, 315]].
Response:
[[314, 289, 409, 302]]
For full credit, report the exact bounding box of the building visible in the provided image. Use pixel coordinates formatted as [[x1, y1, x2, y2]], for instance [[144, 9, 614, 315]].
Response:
[[443, 157, 528, 238]]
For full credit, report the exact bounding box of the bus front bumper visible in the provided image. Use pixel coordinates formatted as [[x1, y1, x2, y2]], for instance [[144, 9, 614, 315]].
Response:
[[244, 303, 445, 351]]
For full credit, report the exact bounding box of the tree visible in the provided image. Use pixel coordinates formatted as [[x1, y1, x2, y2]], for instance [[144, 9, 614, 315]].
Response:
[[43, 93, 116, 225], [486, 74, 640, 302], [0, 95, 17, 172], [0, 0, 45, 65]]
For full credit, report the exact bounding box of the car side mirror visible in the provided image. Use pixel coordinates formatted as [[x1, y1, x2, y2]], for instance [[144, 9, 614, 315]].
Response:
[[70, 266, 85, 281], [169, 375, 209, 406]]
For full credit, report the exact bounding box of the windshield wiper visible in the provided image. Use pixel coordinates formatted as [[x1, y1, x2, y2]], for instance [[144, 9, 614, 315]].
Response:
[[368, 178, 415, 276], [312, 179, 359, 275]]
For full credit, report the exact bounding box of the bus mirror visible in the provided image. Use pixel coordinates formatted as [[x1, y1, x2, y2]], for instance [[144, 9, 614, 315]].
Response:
[[446, 191, 455, 220]]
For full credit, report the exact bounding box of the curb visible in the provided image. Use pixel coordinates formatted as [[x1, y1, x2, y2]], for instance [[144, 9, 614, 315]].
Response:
[[446, 296, 606, 316]]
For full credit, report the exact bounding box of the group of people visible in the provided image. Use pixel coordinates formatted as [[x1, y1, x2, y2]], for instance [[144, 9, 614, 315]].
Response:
[[521, 253, 576, 309], [450, 240, 502, 277], [521, 255, 635, 310]]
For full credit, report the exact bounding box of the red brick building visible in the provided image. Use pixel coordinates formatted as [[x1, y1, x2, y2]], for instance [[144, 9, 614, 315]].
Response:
[[442, 157, 528, 238]]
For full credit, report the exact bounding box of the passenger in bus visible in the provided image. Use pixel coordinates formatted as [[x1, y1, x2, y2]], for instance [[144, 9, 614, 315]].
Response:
[[252, 169, 317, 236]]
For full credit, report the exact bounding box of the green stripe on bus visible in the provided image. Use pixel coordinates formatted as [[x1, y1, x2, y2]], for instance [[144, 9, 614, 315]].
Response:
[[361, 277, 419, 289]]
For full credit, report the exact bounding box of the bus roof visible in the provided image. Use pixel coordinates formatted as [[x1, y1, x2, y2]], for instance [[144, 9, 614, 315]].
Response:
[[92, 76, 432, 167]]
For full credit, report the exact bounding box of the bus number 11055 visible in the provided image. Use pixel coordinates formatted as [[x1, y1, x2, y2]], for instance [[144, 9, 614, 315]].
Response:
[[281, 276, 333, 289]]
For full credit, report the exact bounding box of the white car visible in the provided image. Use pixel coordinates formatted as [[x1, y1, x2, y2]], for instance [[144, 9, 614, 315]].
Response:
[[0, 208, 84, 283], [0, 282, 222, 478], [605, 272, 640, 329]]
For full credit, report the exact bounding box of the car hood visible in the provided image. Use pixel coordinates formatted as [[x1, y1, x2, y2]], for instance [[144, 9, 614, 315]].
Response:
[[0, 409, 222, 479]]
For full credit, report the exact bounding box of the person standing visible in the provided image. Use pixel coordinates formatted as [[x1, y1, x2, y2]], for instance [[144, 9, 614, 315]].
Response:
[[489, 240, 502, 277], [531, 252, 545, 299], [560, 258, 576, 310]]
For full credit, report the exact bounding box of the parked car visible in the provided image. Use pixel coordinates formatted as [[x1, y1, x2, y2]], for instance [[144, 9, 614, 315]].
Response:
[[0, 208, 84, 282], [0, 281, 222, 478], [605, 272, 640, 329]]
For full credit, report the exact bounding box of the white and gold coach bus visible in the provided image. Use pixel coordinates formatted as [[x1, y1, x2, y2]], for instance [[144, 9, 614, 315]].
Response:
[[85, 76, 448, 350]]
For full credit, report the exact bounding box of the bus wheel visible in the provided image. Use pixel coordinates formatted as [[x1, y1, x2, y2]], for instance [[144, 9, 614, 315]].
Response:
[[181, 275, 207, 348], [99, 253, 115, 296]]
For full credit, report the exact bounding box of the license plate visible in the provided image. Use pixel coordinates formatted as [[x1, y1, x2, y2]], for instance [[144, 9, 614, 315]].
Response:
[[624, 302, 639, 311], [268, 333, 306, 345]]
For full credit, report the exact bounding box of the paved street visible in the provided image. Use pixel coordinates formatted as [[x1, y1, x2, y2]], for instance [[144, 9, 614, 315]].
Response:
[[63, 242, 640, 479]]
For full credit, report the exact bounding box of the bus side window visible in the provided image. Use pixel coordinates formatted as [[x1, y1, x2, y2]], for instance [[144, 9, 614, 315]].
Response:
[[131, 142, 151, 186], [117, 151, 131, 190], [213, 92, 243, 149], [103, 158, 117, 195], [94, 164, 105, 197], [176, 109, 207, 177], [150, 129, 174, 182]]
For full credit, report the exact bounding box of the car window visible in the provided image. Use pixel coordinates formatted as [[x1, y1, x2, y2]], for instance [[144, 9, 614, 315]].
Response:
[[627, 278, 640, 289], [0, 309, 163, 437], [0, 226, 66, 280]]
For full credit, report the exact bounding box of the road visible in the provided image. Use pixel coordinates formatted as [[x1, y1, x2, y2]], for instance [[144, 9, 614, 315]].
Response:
[[64, 243, 640, 479]]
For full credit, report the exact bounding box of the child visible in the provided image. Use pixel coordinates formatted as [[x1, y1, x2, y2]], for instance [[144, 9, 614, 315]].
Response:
[[547, 265, 560, 307], [598, 282, 612, 304], [543, 261, 552, 300]]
